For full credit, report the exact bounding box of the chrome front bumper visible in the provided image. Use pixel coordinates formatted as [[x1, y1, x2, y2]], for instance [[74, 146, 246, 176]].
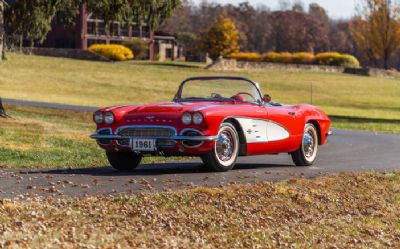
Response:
[[90, 134, 218, 142]]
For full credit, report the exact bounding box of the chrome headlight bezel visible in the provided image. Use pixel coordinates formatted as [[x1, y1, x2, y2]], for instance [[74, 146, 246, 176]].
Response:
[[94, 111, 104, 124], [192, 112, 204, 125], [182, 112, 192, 125], [104, 112, 115, 124]]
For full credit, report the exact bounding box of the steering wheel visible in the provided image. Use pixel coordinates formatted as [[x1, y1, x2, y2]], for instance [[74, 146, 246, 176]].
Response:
[[232, 92, 257, 102]]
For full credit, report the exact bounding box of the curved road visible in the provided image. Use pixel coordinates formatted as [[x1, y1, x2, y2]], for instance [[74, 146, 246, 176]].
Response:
[[2, 99, 400, 198], [1, 128, 399, 198]]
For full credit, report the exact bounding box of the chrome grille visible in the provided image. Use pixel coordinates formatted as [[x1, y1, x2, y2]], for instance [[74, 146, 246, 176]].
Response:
[[117, 127, 176, 138]]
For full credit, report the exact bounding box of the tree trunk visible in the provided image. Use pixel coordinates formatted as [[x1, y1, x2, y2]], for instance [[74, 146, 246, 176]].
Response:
[[0, 0, 4, 61], [384, 48, 389, 70], [0, 98, 8, 118]]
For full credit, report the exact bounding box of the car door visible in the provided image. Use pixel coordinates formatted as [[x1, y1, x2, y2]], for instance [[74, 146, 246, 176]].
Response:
[[263, 105, 300, 151]]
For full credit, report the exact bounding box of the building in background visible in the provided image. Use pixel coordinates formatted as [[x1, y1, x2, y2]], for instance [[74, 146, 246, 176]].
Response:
[[42, 3, 184, 61]]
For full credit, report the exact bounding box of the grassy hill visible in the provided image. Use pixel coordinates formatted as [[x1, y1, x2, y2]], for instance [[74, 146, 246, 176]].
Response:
[[1, 53, 400, 120]]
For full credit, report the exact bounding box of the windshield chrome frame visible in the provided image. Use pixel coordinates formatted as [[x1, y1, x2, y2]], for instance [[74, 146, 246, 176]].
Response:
[[173, 76, 264, 104]]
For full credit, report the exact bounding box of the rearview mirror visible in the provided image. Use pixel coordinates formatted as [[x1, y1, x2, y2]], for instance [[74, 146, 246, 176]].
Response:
[[263, 94, 271, 103]]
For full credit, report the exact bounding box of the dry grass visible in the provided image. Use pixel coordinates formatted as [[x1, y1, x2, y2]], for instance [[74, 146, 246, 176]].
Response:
[[1, 172, 399, 248]]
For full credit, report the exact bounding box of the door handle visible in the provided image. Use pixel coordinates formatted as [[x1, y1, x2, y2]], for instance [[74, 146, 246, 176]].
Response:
[[288, 112, 296, 116]]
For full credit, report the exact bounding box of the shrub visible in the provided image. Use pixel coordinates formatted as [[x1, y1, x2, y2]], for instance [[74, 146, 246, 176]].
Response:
[[315, 52, 360, 68], [226, 52, 262, 61], [262, 52, 281, 63], [88, 44, 134, 61], [122, 39, 149, 60], [292, 52, 315, 64], [262, 52, 295, 64], [227, 51, 360, 68]]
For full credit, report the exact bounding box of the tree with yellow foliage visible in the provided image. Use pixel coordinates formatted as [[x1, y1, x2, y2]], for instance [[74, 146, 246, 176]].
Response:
[[200, 14, 240, 60], [350, 0, 400, 69]]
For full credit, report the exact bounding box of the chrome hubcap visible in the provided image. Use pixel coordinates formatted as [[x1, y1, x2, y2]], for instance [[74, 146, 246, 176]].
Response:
[[216, 131, 234, 162], [303, 130, 315, 159]]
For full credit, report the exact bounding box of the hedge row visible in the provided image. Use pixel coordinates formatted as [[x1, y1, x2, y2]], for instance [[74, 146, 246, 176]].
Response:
[[227, 52, 360, 68], [88, 44, 134, 61]]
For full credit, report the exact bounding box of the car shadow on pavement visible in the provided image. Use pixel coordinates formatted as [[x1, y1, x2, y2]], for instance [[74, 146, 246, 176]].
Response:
[[21, 162, 295, 176]]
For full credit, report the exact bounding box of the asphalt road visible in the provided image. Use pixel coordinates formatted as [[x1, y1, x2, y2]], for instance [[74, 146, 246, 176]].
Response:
[[1, 129, 399, 199], [2, 98, 98, 112]]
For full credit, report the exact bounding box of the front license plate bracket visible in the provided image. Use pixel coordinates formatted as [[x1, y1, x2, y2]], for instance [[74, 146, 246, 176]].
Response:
[[130, 139, 156, 152]]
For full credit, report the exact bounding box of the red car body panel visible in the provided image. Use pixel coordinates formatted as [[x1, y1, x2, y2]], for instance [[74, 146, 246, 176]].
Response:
[[94, 99, 331, 157]]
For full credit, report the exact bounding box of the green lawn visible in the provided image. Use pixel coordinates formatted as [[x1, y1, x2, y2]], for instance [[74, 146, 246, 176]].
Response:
[[1, 53, 400, 120]]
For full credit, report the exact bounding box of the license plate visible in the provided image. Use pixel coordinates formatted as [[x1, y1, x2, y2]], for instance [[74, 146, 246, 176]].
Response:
[[130, 139, 156, 151]]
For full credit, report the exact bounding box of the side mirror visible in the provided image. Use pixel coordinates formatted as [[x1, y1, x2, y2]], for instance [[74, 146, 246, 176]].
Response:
[[263, 94, 272, 103]]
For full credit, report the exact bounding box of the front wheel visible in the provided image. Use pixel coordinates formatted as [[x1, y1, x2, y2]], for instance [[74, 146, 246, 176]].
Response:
[[201, 123, 239, 172], [106, 151, 142, 171], [291, 123, 319, 166]]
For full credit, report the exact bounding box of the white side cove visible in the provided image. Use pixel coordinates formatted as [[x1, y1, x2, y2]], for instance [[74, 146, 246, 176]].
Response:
[[235, 118, 290, 143]]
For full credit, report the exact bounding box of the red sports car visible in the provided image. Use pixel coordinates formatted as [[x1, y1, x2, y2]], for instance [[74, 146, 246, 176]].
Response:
[[91, 76, 331, 172]]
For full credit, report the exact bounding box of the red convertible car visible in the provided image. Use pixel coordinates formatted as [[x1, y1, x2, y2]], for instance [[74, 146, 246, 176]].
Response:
[[91, 76, 331, 172]]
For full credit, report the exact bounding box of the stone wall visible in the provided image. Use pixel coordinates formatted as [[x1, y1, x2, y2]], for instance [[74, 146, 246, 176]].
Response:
[[207, 57, 393, 78], [10, 47, 110, 62]]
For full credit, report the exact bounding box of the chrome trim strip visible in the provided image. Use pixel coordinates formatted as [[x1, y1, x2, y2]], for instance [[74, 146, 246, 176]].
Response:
[[180, 128, 205, 148], [96, 128, 113, 146], [90, 134, 218, 141], [91, 125, 217, 149], [174, 76, 264, 104]]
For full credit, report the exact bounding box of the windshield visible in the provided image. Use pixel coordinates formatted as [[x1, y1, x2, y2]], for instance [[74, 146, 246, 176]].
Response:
[[176, 78, 262, 103]]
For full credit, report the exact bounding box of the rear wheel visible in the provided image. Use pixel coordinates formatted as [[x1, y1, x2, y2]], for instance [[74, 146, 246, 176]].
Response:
[[201, 123, 239, 172], [106, 151, 142, 171], [291, 123, 319, 166]]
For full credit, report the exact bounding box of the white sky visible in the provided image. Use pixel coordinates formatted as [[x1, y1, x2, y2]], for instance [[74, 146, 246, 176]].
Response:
[[191, 0, 358, 19]]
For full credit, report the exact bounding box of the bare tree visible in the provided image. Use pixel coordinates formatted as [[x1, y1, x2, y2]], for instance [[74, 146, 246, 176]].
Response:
[[351, 0, 400, 69]]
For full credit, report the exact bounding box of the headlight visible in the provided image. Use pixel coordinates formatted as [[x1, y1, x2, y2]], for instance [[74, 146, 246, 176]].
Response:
[[104, 112, 115, 124], [94, 111, 104, 124], [193, 112, 204, 125], [182, 112, 192, 125]]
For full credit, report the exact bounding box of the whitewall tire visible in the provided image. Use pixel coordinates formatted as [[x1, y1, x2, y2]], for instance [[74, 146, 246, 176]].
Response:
[[201, 123, 239, 172], [291, 123, 319, 166]]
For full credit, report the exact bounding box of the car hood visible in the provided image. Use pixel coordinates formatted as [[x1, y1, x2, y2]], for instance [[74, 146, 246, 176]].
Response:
[[126, 101, 244, 114]]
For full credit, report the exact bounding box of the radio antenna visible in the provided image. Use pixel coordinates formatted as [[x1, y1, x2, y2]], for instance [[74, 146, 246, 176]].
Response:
[[310, 82, 313, 105]]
